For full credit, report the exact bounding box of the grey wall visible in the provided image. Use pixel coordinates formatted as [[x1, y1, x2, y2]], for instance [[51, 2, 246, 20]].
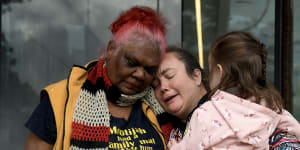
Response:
[[1, 0, 181, 149], [2, 0, 299, 149]]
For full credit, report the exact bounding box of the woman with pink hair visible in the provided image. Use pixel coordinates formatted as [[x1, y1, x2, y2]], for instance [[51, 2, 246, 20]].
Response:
[[25, 6, 168, 150]]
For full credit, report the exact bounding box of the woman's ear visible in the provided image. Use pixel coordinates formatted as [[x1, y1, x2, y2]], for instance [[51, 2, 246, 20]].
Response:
[[192, 69, 202, 86], [105, 40, 116, 61]]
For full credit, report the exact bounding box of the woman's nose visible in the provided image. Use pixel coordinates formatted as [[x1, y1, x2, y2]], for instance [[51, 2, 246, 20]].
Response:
[[132, 67, 146, 80], [159, 80, 169, 92]]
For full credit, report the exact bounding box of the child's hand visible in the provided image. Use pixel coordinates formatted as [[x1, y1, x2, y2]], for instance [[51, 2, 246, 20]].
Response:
[[167, 139, 177, 149], [169, 128, 183, 141], [168, 128, 183, 149]]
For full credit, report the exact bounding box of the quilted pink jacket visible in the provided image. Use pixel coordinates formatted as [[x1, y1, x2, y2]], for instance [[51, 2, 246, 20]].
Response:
[[170, 90, 300, 150]]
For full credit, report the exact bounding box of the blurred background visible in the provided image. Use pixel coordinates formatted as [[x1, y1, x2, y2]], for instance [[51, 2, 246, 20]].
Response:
[[1, 0, 299, 149]]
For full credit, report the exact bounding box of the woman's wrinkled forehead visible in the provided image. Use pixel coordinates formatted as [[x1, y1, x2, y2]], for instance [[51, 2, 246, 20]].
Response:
[[157, 53, 178, 76], [113, 24, 165, 54], [118, 31, 161, 53]]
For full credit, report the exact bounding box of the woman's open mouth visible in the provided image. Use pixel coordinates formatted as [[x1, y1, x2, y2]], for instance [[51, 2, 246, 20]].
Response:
[[164, 95, 177, 103]]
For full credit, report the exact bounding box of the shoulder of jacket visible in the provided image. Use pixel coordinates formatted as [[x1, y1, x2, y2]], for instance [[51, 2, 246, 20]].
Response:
[[44, 79, 68, 93]]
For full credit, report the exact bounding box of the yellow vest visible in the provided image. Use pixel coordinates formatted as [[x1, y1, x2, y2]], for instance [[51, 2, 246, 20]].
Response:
[[44, 61, 167, 150]]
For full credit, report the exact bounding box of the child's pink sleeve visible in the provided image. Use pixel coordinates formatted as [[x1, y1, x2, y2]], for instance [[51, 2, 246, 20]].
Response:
[[169, 101, 232, 150]]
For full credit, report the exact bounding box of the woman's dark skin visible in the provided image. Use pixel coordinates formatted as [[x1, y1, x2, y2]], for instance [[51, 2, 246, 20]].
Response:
[[25, 32, 161, 150]]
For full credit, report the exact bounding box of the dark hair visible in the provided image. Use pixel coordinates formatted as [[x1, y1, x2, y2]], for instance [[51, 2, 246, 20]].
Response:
[[209, 31, 283, 112], [166, 46, 208, 88]]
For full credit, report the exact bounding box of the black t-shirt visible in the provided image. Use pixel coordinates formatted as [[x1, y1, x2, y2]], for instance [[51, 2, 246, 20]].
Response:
[[25, 96, 164, 150]]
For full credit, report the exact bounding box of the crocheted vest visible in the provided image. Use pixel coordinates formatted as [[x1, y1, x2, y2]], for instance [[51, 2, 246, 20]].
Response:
[[44, 60, 167, 150]]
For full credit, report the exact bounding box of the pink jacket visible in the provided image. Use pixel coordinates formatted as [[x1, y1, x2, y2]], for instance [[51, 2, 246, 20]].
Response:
[[170, 90, 300, 150]]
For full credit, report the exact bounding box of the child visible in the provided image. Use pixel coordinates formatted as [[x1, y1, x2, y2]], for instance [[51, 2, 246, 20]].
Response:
[[168, 31, 300, 150]]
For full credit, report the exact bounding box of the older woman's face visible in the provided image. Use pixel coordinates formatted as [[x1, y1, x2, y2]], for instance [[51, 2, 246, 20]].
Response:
[[154, 53, 202, 120], [105, 35, 161, 95]]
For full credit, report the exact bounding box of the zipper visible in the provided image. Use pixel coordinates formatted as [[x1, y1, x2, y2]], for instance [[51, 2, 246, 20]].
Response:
[[61, 68, 72, 150], [145, 106, 168, 149]]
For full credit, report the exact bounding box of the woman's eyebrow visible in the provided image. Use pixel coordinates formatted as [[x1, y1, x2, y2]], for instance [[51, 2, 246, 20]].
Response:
[[124, 54, 138, 63], [158, 68, 173, 76], [125, 53, 157, 68], [124, 54, 134, 61]]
